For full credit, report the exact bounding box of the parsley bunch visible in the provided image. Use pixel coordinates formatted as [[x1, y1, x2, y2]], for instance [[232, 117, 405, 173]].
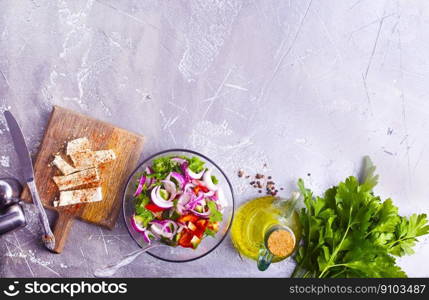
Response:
[[293, 157, 429, 278]]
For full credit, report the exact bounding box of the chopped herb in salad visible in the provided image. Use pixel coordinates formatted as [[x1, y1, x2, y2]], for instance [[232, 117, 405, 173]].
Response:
[[131, 155, 227, 249]]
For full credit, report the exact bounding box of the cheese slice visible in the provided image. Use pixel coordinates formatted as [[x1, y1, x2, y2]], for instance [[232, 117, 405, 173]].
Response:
[[66, 137, 91, 156], [95, 149, 116, 164], [52, 155, 76, 175], [58, 187, 103, 206], [53, 168, 100, 191], [70, 150, 116, 170]]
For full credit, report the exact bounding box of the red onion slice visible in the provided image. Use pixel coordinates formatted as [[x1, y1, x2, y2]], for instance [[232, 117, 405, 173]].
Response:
[[190, 207, 210, 218], [162, 179, 177, 201], [183, 182, 196, 193], [177, 192, 191, 214], [170, 172, 186, 189], [133, 175, 147, 197], [186, 167, 206, 180], [162, 220, 178, 236], [181, 162, 191, 182], [151, 186, 174, 208], [150, 219, 170, 226], [131, 215, 146, 233], [185, 192, 204, 210], [150, 220, 177, 239], [203, 168, 218, 191], [204, 190, 215, 197], [142, 230, 151, 243], [150, 222, 164, 236]]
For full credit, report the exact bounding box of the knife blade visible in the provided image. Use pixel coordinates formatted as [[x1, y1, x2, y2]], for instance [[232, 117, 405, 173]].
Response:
[[4, 111, 35, 182], [4, 110, 56, 251]]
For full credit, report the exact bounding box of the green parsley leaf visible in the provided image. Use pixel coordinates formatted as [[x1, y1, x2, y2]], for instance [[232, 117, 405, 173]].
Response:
[[188, 156, 205, 173], [211, 175, 219, 185], [134, 194, 154, 226], [207, 201, 223, 222], [204, 228, 217, 237], [134, 210, 154, 227], [150, 156, 175, 179], [293, 157, 429, 278], [388, 213, 429, 257], [152, 156, 173, 173], [135, 193, 150, 209]]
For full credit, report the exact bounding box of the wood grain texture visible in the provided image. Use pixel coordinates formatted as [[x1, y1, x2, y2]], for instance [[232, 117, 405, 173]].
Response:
[[21, 106, 144, 252], [52, 213, 74, 253]]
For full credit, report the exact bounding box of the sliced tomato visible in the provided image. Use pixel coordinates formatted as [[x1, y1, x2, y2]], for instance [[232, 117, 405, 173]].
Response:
[[196, 219, 208, 229], [178, 229, 194, 248], [193, 185, 209, 195], [145, 203, 166, 213], [194, 219, 209, 238], [177, 214, 199, 224]]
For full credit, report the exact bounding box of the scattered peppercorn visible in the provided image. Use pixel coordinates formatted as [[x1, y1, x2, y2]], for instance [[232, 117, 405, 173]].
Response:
[[237, 166, 284, 196]]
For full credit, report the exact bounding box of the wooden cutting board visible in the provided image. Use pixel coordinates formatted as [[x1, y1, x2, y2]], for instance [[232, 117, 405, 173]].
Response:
[[21, 106, 144, 253]]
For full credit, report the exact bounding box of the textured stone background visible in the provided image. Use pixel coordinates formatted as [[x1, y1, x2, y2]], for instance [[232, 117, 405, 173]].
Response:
[[0, 0, 428, 277]]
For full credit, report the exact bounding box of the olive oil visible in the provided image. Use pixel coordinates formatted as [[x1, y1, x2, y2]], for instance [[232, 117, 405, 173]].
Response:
[[231, 196, 301, 263]]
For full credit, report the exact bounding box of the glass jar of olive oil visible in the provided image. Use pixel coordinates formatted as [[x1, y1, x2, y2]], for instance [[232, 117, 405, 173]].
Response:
[[231, 193, 301, 271]]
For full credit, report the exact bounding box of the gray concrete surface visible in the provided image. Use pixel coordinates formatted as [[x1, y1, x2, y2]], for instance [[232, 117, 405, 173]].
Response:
[[0, 0, 428, 277]]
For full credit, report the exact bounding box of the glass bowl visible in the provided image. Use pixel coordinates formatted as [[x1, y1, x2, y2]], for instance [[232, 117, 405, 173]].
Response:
[[122, 149, 235, 262]]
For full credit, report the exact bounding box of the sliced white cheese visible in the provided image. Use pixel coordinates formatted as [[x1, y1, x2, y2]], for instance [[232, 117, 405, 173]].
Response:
[[69, 150, 96, 170], [53, 168, 100, 191], [58, 187, 103, 206], [52, 155, 76, 175], [95, 149, 116, 164], [66, 137, 91, 156], [70, 149, 116, 170]]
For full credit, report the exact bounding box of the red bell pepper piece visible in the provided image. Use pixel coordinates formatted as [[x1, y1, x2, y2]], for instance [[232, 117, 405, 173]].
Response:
[[145, 203, 166, 213], [194, 219, 208, 238], [177, 214, 199, 224], [193, 185, 209, 195], [178, 229, 193, 248]]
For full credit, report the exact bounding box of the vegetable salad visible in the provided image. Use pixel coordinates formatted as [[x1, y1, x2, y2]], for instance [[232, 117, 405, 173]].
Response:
[[131, 155, 226, 249]]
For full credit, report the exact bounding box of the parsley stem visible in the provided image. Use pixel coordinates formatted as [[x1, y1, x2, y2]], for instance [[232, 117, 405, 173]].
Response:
[[386, 236, 417, 248], [331, 268, 347, 278], [319, 209, 353, 278]]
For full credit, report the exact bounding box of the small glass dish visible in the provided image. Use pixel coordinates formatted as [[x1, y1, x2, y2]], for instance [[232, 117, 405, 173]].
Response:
[[122, 149, 235, 263]]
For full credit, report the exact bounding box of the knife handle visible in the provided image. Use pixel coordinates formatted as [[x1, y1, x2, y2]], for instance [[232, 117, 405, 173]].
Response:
[[27, 180, 56, 251]]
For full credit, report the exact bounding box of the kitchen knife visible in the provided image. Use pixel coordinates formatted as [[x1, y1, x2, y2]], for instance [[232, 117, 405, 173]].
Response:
[[3, 110, 55, 251]]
